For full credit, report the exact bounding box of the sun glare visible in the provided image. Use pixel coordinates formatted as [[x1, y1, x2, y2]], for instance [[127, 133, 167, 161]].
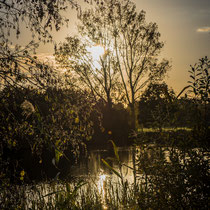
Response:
[[98, 174, 107, 194], [88, 45, 105, 60], [97, 173, 108, 209], [87, 45, 105, 69]]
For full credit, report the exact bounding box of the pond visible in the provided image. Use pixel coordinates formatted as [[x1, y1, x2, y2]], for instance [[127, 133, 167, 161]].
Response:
[[1, 145, 208, 209], [68, 144, 209, 185], [15, 147, 137, 209], [70, 147, 135, 180]]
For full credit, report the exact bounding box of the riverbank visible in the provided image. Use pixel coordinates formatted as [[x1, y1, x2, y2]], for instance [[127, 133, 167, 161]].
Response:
[[87, 127, 209, 150]]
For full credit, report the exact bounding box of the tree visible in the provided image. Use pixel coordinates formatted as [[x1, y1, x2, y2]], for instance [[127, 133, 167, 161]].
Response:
[[0, 0, 82, 42], [0, 42, 61, 89], [0, 0, 99, 182], [177, 57, 209, 128], [0, 85, 95, 181], [55, 0, 170, 129], [138, 82, 176, 129], [0, 0, 97, 89], [54, 33, 122, 109]]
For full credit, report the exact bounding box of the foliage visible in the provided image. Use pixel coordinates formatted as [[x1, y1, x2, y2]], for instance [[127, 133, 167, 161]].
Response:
[[188, 56, 209, 103], [177, 56, 209, 125], [1, 139, 209, 209], [0, 0, 100, 185], [188, 57, 210, 134], [78, 0, 169, 101], [0, 43, 61, 89], [176, 57, 210, 145], [0, 0, 96, 90], [0, 0, 74, 42], [0, 1, 209, 209], [138, 81, 210, 131], [0, 85, 95, 182], [88, 101, 131, 148], [0, 0, 70, 89], [138, 82, 176, 129], [135, 143, 209, 209], [101, 137, 209, 209], [54, 28, 121, 108]]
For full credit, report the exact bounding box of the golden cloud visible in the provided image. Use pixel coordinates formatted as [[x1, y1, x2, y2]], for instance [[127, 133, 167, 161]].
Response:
[[197, 27, 210, 33]]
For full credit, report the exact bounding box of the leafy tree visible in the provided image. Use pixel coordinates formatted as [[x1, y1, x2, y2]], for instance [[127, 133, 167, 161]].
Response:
[[0, 0, 81, 42], [0, 86, 95, 181], [55, 0, 170, 129], [187, 57, 209, 144], [0, 0, 99, 182], [0, 0, 97, 89], [138, 82, 176, 129], [0, 0, 69, 87], [174, 97, 200, 128], [54, 33, 121, 109], [0, 43, 61, 89], [178, 57, 209, 128], [88, 101, 131, 148]]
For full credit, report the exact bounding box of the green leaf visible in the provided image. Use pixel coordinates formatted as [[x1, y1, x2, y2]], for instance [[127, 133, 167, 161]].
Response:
[[55, 149, 62, 165], [109, 140, 120, 161], [101, 158, 122, 178]]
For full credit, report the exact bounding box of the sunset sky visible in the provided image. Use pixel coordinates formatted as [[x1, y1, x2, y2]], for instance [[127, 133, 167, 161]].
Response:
[[16, 0, 210, 94], [134, 0, 210, 94]]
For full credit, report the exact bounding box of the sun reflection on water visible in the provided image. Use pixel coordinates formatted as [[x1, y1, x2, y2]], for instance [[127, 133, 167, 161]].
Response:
[[97, 173, 108, 209], [98, 173, 107, 194]]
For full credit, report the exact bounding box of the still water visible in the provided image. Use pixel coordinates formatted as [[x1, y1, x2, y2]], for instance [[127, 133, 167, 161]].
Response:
[[24, 147, 137, 209], [68, 145, 208, 184], [70, 147, 135, 182], [21, 146, 208, 209]]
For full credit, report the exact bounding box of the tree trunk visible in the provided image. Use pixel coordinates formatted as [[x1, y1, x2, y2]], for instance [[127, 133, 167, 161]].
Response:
[[130, 103, 136, 131]]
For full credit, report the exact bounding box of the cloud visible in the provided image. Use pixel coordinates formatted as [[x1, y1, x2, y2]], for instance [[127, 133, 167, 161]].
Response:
[[34, 53, 56, 65], [35, 53, 67, 73], [197, 27, 210, 33]]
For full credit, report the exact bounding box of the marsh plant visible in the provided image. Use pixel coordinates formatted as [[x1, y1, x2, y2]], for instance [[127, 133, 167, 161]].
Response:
[[134, 144, 209, 209], [99, 138, 209, 209], [0, 137, 209, 209]]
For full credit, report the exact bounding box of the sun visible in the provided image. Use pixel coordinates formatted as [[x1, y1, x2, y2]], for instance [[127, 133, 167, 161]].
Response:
[[88, 45, 105, 60], [87, 45, 105, 69]]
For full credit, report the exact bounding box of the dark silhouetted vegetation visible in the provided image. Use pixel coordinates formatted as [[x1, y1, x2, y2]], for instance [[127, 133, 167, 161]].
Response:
[[0, 0, 209, 209]]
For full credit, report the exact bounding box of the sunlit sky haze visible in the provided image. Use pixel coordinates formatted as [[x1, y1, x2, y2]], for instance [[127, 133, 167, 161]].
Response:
[[16, 0, 210, 94], [134, 0, 210, 94], [87, 45, 105, 69]]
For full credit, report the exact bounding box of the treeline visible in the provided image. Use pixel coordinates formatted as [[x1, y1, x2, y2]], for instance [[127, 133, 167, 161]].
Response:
[[1, 80, 209, 181], [138, 82, 210, 129]]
